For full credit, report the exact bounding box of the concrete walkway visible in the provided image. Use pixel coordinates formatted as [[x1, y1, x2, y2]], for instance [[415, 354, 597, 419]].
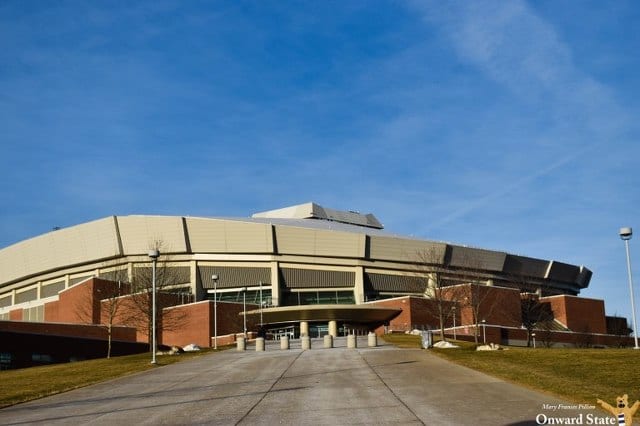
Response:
[[0, 337, 597, 425]]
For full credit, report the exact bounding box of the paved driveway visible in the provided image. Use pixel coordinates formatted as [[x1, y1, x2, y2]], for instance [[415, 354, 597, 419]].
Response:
[[0, 338, 599, 425]]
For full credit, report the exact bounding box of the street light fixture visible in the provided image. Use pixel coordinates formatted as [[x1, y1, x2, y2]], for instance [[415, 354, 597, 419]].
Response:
[[212, 274, 219, 350], [148, 249, 160, 364], [619, 227, 640, 349], [532, 332, 537, 349]]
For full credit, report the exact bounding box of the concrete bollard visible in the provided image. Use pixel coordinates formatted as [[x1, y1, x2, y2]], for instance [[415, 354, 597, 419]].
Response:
[[256, 337, 265, 351], [301, 335, 311, 350], [347, 334, 357, 349], [237, 336, 246, 351], [280, 335, 289, 350], [368, 332, 377, 347], [323, 334, 333, 348]]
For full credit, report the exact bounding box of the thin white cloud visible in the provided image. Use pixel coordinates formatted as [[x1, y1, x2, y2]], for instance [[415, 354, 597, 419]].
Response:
[[405, 0, 631, 231]]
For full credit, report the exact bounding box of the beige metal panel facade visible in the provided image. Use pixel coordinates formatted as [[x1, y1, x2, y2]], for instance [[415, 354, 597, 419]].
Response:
[[117, 216, 187, 255], [0, 217, 120, 286], [368, 236, 447, 263], [503, 255, 550, 278], [448, 246, 507, 271], [275, 226, 365, 258], [185, 218, 274, 253]]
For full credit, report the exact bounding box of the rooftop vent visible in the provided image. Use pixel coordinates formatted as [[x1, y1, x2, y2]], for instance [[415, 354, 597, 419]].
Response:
[[252, 202, 383, 229]]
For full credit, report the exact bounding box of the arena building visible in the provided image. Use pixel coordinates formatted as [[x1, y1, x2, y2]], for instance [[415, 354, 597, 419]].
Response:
[[0, 202, 631, 365]]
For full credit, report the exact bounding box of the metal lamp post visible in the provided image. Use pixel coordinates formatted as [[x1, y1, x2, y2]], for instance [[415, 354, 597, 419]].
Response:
[[148, 249, 160, 364], [481, 319, 486, 344], [212, 274, 219, 350], [241, 287, 248, 338], [259, 281, 263, 327], [619, 227, 640, 349], [452, 306, 457, 340]]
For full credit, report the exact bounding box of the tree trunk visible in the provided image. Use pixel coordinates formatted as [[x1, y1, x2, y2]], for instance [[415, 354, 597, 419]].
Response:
[[107, 322, 112, 358], [438, 305, 446, 341]]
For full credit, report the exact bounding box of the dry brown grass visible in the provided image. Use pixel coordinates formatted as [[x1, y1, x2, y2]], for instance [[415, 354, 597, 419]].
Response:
[[0, 349, 216, 408], [382, 333, 640, 413]]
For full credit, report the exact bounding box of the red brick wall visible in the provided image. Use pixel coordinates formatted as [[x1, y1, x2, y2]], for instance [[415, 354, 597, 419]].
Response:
[[484, 287, 522, 327], [44, 300, 60, 322], [108, 295, 150, 342], [0, 320, 137, 342], [55, 278, 130, 325], [99, 290, 197, 343], [9, 309, 22, 321], [161, 301, 212, 347], [369, 297, 449, 333], [544, 296, 568, 328], [369, 292, 522, 334], [542, 295, 606, 334], [160, 301, 259, 347], [369, 297, 413, 332], [58, 279, 99, 324], [441, 284, 522, 327], [409, 297, 449, 328]]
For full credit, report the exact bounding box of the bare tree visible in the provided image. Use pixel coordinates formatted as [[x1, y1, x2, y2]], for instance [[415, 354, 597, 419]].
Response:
[[575, 324, 593, 348], [520, 293, 554, 347], [458, 282, 503, 345], [500, 273, 557, 347], [538, 318, 556, 348], [413, 248, 461, 342], [125, 241, 189, 350], [447, 253, 504, 345], [74, 269, 130, 358]]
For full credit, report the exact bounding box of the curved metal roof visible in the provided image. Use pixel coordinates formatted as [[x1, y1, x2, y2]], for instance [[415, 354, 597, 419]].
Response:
[[0, 203, 592, 295]]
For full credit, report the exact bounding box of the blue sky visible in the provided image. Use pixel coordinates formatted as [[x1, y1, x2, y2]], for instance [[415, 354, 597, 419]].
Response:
[[1, 1, 639, 323]]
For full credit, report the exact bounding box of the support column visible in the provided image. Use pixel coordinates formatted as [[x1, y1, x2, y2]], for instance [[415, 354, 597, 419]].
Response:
[[190, 260, 199, 300], [354, 266, 365, 304], [425, 273, 437, 298], [328, 320, 338, 338], [270, 261, 280, 307], [300, 321, 309, 337]]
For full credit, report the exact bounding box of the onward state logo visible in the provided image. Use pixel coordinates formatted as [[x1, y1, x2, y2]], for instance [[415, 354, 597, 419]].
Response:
[[536, 395, 639, 426], [536, 413, 615, 424]]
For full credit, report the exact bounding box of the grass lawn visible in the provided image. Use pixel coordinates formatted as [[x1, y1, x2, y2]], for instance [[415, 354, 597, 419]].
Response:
[[0, 349, 221, 408], [382, 334, 640, 412]]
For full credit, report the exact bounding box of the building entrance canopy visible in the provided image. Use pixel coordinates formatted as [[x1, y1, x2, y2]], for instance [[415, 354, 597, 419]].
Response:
[[244, 304, 401, 326]]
